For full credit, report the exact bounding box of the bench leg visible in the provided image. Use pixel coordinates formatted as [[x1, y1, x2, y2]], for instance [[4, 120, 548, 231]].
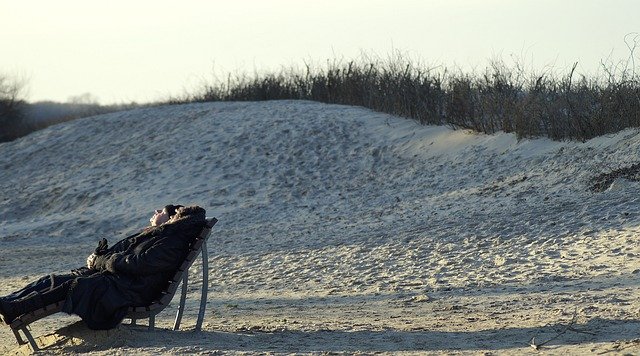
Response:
[[196, 241, 209, 332], [12, 328, 27, 345], [18, 327, 39, 351], [148, 315, 155, 330], [173, 273, 189, 330]]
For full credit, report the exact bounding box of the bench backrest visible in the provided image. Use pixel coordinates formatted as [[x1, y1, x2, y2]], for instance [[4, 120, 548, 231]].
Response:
[[158, 217, 218, 305], [127, 217, 218, 316]]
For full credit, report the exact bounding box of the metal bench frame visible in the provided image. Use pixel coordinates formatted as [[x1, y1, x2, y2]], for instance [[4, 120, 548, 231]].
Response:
[[6, 217, 218, 351]]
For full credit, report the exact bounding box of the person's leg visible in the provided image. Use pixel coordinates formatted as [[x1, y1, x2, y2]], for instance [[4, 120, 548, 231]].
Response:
[[0, 278, 76, 324], [1, 268, 94, 302], [0, 290, 45, 324], [1, 275, 55, 302], [40, 279, 75, 306]]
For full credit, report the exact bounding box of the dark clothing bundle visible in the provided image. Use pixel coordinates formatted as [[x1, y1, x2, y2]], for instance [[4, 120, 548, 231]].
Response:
[[1, 206, 206, 330]]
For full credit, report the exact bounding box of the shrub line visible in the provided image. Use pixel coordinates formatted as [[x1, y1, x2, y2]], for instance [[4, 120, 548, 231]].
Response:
[[172, 54, 640, 142]]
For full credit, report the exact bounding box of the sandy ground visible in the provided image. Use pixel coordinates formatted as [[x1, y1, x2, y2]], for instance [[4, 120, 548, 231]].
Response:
[[1, 100, 640, 354]]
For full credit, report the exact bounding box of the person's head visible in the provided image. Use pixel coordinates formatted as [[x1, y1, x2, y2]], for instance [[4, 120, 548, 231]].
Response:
[[149, 204, 184, 226]]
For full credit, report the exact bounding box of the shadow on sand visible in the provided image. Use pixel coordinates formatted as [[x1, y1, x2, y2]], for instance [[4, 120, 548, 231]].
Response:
[[23, 317, 640, 354]]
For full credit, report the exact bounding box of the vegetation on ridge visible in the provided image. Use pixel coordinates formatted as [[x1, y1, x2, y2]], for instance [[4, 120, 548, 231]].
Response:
[[3, 43, 640, 143], [0, 74, 28, 142], [174, 50, 640, 142]]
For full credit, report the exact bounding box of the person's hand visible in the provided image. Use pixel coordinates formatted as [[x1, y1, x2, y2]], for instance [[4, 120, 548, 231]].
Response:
[[94, 238, 108, 255], [86, 253, 97, 269]]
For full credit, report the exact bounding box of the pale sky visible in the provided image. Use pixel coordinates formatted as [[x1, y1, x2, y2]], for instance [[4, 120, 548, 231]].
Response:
[[1, 0, 638, 104]]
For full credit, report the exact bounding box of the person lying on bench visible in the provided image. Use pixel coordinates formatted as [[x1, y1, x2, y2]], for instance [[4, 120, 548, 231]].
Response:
[[0, 204, 206, 330]]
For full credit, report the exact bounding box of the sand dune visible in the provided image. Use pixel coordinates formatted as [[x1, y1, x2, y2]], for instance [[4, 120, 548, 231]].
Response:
[[1, 100, 640, 354]]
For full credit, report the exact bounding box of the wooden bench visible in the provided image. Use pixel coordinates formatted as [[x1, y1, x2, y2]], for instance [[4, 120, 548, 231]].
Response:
[[7, 217, 218, 351]]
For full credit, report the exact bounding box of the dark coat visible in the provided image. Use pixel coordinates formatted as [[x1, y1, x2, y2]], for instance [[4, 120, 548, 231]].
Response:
[[62, 206, 207, 330]]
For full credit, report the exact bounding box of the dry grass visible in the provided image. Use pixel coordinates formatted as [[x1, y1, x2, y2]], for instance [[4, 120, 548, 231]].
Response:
[[173, 52, 640, 141], [4, 48, 639, 143]]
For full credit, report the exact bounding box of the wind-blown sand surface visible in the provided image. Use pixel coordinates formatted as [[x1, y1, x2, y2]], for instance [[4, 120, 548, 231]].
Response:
[[1, 100, 640, 354]]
